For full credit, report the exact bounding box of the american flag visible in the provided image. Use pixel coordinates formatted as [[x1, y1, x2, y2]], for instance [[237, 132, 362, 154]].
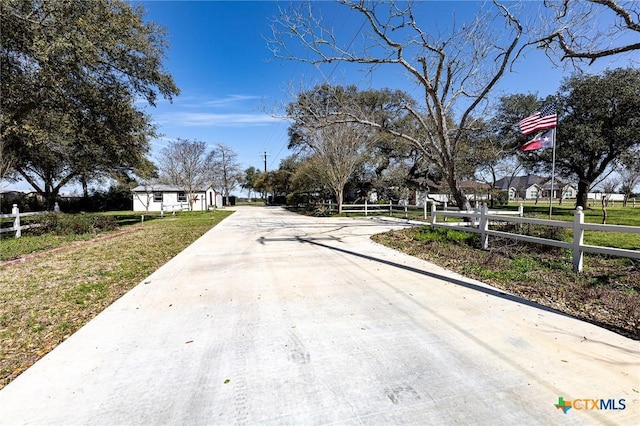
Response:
[[518, 103, 557, 135]]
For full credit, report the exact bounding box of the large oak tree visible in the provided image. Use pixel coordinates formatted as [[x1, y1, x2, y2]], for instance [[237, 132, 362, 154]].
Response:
[[514, 68, 640, 208], [1, 0, 179, 207]]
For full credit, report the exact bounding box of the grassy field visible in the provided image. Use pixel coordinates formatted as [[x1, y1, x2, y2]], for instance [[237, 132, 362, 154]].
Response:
[[0, 210, 232, 389], [510, 203, 640, 250]]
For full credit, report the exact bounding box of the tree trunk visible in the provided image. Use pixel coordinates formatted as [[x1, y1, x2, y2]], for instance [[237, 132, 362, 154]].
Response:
[[448, 178, 471, 211], [576, 178, 590, 209], [336, 188, 344, 214], [44, 189, 58, 211], [601, 197, 608, 224], [81, 175, 89, 198]]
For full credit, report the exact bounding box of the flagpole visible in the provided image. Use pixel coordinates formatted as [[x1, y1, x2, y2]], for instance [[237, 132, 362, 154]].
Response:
[[549, 127, 557, 219]]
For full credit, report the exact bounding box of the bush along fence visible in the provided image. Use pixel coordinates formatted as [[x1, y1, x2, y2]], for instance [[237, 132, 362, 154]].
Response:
[[0, 203, 60, 238], [430, 203, 640, 272]]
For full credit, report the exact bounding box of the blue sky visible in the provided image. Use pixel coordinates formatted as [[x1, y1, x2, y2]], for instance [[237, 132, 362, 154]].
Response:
[[141, 0, 572, 175], [5, 1, 636, 193]]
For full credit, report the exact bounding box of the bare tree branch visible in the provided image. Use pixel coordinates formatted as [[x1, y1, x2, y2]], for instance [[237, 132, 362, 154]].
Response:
[[269, 0, 523, 210], [533, 0, 640, 64]]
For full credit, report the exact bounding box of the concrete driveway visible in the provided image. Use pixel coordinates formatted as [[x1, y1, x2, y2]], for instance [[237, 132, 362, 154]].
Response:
[[0, 206, 638, 425]]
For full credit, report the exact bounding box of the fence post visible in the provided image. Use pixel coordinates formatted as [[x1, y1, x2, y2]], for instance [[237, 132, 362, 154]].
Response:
[[389, 201, 392, 216], [12, 204, 21, 238], [364, 199, 368, 216], [404, 204, 408, 219], [573, 207, 585, 272], [479, 203, 489, 250], [161, 202, 164, 218], [423, 201, 427, 220], [518, 203, 524, 217], [54, 202, 60, 212], [430, 203, 436, 229]]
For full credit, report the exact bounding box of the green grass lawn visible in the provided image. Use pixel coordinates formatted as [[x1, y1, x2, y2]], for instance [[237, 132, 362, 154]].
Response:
[[513, 204, 640, 250], [0, 209, 233, 389]]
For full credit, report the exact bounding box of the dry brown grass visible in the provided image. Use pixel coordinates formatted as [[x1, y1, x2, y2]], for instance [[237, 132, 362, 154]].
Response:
[[372, 227, 640, 340]]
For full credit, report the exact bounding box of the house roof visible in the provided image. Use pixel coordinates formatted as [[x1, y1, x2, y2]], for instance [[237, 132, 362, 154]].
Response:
[[131, 184, 210, 192], [460, 181, 490, 190], [494, 175, 545, 190], [540, 179, 569, 190]]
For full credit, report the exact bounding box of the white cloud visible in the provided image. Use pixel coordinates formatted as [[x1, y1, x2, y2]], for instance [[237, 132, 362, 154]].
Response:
[[203, 94, 262, 107], [157, 112, 283, 127]]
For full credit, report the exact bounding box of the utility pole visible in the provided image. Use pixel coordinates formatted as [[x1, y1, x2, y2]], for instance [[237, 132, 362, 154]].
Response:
[[260, 151, 269, 204]]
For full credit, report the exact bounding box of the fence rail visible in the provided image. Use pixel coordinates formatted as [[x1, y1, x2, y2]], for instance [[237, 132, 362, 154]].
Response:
[[430, 203, 640, 272], [160, 202, 189, 217], [323, 200, 430, 219], [0, 203, 59, 238]]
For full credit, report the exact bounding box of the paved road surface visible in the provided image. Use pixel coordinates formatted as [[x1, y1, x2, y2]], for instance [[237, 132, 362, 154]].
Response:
[[0, 206, 638, 425]]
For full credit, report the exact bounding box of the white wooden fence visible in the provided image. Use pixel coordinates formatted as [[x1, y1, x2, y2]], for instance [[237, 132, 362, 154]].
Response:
[[430, 203, 640, 272], [324, 200, 430, 219], [0, 203, 59, 238], [160, 202, 190, 217]]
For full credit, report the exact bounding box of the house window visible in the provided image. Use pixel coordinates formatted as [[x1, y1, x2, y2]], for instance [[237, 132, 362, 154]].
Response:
[[153, 192, 163, 203], [177, 191, 187, 202], [566, 190, 573, 197]]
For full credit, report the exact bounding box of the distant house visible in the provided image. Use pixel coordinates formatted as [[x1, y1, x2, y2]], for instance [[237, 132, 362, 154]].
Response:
[[494, 175, 544, 200], [460, 180, 491, 201], [494, 175, 576, 201], [540, 179, 576, 200], [131, 184, 222, 212], [413, 180, 490, 207]]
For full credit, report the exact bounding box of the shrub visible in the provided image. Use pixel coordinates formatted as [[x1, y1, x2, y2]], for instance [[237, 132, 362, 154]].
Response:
[[494, 190, 509, 207], [34, 213, 118, 236], [413, 227, 477, 245]]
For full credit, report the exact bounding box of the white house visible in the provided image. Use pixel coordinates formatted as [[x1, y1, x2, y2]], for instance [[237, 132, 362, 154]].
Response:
[[495, 175, 576, 201], [132, 184, 222, 212], [540, 180, 577, 200]]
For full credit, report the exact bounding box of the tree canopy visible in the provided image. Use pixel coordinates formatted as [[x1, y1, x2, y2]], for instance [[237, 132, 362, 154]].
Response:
[[1, 0, 179, 206], [510, 68, 640, 208]]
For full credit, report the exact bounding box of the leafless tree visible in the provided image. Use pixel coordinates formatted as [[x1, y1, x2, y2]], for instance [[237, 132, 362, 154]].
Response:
[[158, 139, 208, 211], [600, 178, 619, 224], [301, 122, 371, 214], [206, 143, 242, 206], [532, 0, 640, 65], [269, 1, 523, 210], [133, 181, 159, 213]]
